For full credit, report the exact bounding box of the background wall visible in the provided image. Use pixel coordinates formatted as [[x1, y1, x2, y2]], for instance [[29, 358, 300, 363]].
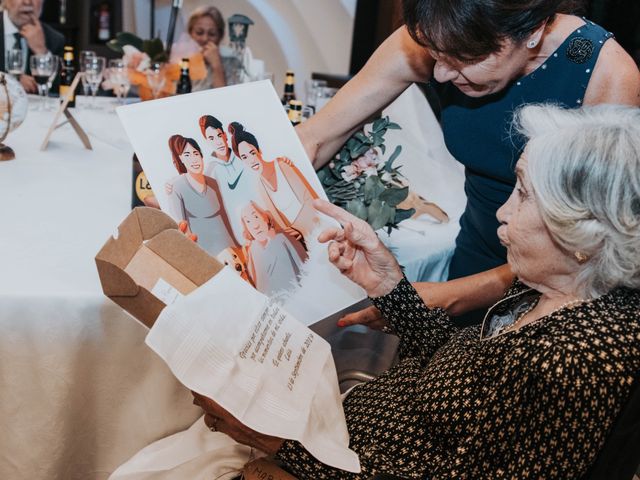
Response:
[[124, 0, 357, 94]]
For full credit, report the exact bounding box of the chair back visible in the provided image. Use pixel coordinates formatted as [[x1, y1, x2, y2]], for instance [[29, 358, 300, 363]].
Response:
[[582, 377, 640, 479]]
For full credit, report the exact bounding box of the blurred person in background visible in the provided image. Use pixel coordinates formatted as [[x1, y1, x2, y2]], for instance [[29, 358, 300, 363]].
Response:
[[0, 0, 64, 93]]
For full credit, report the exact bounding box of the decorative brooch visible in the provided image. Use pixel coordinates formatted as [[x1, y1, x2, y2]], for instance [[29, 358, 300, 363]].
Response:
[[566, 37, 594, 64]]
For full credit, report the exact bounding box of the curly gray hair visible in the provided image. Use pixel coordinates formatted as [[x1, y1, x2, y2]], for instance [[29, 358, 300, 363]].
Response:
[[515, 104, 640, 298]]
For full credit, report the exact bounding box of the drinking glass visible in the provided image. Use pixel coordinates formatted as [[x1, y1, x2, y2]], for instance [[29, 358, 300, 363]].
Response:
[[85, 56, 106, 109], [79, 50, 96, 108], [145, 62, 165, 99], [30, 53, 58, 110], [108, 59, 130, 105], [6, 48, 25, 79], [314, 86, 338, 112], [304, 79, 327, 112]]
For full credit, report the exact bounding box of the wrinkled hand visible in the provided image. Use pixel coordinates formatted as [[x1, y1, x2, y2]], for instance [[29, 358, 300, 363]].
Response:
[[20, 15, 47, 55], [192, 392, 284, 455], [202, 42, 222, 68], [315, 199, 402, 297], [19, 74, 38, 94], [338, 305, 387, 330]]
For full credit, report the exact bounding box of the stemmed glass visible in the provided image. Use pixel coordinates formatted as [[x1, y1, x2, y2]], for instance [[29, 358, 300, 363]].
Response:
[[79, 50, 96, 108], [145, 62, 165, 100], [6, 48, 25, 80], [85, 56, 106, 109], [108, 59, 130, 105], [30, 53, 59, 110]]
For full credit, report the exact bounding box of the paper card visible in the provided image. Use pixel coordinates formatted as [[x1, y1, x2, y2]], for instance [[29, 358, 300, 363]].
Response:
[[145, 266, 360, 473], [116, 81, 365, 325], [151, 278, 184, 306]]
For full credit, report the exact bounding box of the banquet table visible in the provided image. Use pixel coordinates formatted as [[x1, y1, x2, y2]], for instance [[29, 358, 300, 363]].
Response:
[[0, 87, 465, 479]]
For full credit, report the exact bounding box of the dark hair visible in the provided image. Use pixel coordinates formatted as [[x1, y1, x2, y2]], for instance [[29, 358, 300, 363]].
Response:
[[168, 134, 202, 174], [228, 122, 259, 157], [187, 6, 225, 41], [403, 0, 585, 61], [199, 115, 223, 138]]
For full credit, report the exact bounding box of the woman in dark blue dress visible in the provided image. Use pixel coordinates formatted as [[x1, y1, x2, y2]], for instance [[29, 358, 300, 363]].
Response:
[[301, 0, 640, 324]]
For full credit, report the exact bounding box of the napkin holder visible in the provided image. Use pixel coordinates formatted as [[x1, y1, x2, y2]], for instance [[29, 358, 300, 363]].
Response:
[[95, 207, 223, 328]]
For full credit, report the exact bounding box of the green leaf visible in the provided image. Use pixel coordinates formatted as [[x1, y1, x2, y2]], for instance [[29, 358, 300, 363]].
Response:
[[354, 131, 369, 143], [363, 175, 386, 203], [143, 38, 165, 59], [384, 145, 402, 173], [379, 186, 409, 207], [372, 117, 388, 133], [339, 148, 350, 165], [116, 32, 144, 51], [106, 39, 124, 54], [355, 143, 370, 157], [367, 199, 395, 231], [394, 207, 415, 224], [346, 199, 368, 221], [386, 122, 401, 130], [379, 143, 386, 155]]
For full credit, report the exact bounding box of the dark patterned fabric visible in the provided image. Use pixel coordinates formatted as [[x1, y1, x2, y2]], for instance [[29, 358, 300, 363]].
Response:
[[275, 278, 640, 479]]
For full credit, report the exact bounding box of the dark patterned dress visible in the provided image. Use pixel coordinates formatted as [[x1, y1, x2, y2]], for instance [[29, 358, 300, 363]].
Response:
[[275, 278, 640, 479]]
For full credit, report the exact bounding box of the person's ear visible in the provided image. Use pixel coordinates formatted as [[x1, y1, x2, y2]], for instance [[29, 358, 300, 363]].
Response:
[[526, 20, 548, 49]]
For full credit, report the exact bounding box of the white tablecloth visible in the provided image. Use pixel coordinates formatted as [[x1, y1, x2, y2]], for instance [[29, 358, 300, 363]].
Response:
[[0, 89, 465, 479], [0, 98, 202, 480]]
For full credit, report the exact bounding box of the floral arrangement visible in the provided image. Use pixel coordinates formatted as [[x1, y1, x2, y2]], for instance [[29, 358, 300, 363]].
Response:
[[106, 32, 207, 100], [318, 117, 415, 233]]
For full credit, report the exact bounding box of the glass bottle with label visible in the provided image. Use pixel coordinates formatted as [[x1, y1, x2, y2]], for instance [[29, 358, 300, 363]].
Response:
[[288, 100, 302, 126], [281, 70, 296, 105], [59, 46, 76, 108], [176, 58, 192, 95]]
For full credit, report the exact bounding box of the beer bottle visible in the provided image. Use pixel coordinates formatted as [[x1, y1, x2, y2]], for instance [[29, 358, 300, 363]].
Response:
[[281, 70, 296, 105], [176, 58, 192, 95], [288, 100, 302, 126], [132, 154, 155, 208], [59, 46, 76, 108]]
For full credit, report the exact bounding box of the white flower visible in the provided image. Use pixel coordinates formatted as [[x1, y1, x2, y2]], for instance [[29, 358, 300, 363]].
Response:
[[364, 166, 378, 177], [381, 171, 393, 183], [122, 45, 151, 72], [341, 164, 359, 182]]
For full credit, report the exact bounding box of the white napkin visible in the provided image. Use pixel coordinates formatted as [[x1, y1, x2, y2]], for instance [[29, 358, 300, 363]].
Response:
[[145, 267, 361, 473]]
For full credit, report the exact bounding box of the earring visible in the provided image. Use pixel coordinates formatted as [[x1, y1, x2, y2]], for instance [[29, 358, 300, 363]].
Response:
[[527, 40, 538, 49], [574, 251, 589, 264]]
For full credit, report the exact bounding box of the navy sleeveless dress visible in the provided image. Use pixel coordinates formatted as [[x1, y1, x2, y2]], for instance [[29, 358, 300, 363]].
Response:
[[429, 20, 613, 282]]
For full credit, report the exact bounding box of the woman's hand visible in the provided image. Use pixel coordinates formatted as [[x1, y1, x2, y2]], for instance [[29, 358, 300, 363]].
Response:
[[338, 305, 388, 330], [314, 199, 402, 297], [202, 42, 223, 68], [192, 392, 284, 455]]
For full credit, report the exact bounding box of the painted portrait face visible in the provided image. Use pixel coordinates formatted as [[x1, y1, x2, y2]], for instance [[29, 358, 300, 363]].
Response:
[[190, 16, 221, 47], [179, 142, 204, 174], [4, 0, 44, 27], [205, 126, 229, 159], [242, 203, 271, 242], [430, 40, 529, 97], [238, 141, 263, 173]]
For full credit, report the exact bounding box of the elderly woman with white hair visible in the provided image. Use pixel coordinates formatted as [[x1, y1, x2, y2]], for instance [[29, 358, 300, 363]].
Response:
[[145, 104, 640, 479]]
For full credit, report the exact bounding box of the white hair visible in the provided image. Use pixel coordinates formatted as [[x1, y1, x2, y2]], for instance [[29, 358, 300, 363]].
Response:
[[515, 104, 640, 298]]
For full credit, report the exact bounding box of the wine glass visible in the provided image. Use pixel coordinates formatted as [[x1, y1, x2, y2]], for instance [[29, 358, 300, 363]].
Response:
[[145, 62, 165, 100], [79, 50, 96, 108], [85, 56, 106, 109], [108, 59, 130, 105], [30, 53, 58, 110], [6, 48, 25, 79]]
